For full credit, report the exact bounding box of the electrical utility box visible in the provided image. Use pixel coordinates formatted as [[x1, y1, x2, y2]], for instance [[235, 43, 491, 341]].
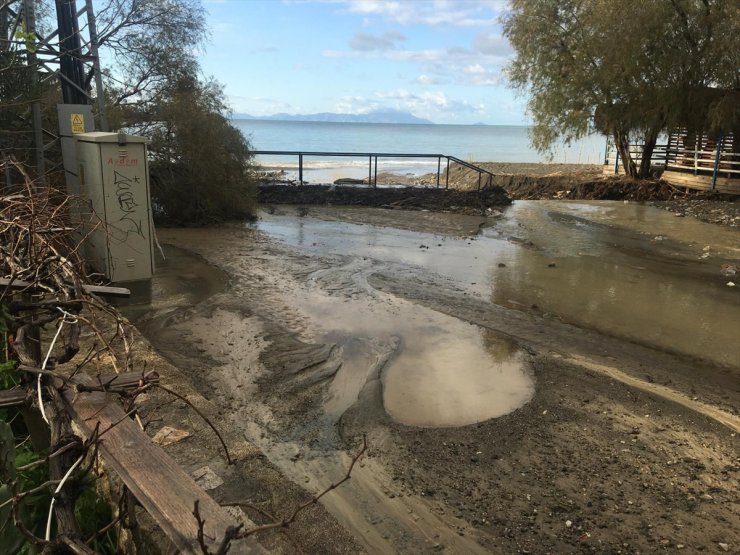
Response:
[[75, 132, 154, 283]]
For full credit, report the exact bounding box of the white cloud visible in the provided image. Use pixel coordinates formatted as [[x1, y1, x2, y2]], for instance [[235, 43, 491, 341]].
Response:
[[336, 89, 484, 119], [462, 63, 501, 85], [340, 0, 504, 27], [323, 45, 506, 87], [350, 30, 406, 51], [415, 74, 445, 85], [473, 32, 512, 57]]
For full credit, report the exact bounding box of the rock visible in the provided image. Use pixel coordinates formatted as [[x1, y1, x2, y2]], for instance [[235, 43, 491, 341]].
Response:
[[718, 543, 729, 552], [565, 520, 573, 528], [727, 281, 736, 287]]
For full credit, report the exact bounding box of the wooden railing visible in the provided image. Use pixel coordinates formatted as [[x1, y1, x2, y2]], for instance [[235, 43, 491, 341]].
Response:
[[665, 130, 739, 178], [0, 277, 264, 554], [603, 130, 738, 191]]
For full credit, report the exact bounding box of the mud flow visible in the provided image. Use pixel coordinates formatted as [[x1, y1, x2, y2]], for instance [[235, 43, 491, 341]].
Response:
[[140, 202, 739, 554], [259, 202, 739, 366]]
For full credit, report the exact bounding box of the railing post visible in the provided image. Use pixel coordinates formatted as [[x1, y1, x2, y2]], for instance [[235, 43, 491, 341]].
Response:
[[694, 133, 700, 176], [85, 0, 108, 131], [368, 156, 372, 187], [477, 172, 481, 191], [710, 132, 723, 191], [298, 153, 303, 184], [436, 156, 441, 188], [374, 156, 378, 187], [445, 158, 450, 189]]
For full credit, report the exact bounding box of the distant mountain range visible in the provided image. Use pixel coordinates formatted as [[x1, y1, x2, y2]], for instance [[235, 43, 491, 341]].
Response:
[[233, 109, 433, 125]]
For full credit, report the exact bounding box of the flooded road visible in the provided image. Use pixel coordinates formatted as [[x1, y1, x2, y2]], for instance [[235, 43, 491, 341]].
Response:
[[143, 201, 740, 554], [258, 201, 740, 367]]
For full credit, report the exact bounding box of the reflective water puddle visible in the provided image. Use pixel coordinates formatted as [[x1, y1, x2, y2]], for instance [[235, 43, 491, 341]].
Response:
[[270, 256, 535, 427], [258, 202, 740, 368]]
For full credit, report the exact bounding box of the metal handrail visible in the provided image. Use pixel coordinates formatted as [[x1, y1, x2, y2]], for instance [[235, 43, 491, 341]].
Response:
[[252, 150, 496, 190]]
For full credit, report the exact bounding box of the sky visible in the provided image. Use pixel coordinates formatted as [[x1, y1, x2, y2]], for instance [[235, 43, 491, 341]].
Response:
[[200, 0, 526, 125]]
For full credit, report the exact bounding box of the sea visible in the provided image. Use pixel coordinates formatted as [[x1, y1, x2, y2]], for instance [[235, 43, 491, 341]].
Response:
[[232, 119, 607, 183]]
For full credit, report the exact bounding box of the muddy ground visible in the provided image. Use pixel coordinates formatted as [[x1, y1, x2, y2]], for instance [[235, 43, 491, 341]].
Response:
[[258, 172, 739, 227], [134, 198, 740, 555]]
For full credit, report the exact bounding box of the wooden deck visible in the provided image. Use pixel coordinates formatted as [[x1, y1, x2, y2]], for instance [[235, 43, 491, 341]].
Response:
[[661, 170, 740, 194], [602, 165, 740, 194]]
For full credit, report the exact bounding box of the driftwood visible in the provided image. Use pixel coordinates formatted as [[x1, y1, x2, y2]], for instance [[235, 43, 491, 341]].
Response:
[[62, 375, 265, 555]]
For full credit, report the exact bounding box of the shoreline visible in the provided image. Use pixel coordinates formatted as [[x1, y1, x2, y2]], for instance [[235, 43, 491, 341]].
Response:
[[256, 160, 603, 186]]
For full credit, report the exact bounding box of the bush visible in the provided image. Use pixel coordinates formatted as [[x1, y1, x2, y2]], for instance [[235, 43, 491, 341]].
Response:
[[144, 75, 257, 225]]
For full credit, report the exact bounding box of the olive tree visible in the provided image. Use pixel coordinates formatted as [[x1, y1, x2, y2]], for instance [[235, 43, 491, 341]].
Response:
[[502, 0, 739, 178], [2, 0, 258, 222], [142, 72, 257, 225], [94, 0, 258, 224]]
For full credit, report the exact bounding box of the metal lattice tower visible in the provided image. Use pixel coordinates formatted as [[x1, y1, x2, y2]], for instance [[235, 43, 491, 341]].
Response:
[[1, 0, 108, 185]]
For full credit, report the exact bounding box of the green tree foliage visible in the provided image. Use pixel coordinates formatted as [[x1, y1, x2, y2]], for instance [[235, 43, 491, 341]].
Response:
[[503, 0, 739, 178], [144, 73, 257, 225], [95, 0, 258, 223], [2, 0, 257, 222], [94, 0, 208, 109]]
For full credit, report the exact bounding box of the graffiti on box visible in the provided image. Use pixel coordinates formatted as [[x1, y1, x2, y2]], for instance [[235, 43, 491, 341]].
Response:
[[111, 170, 144, 240]]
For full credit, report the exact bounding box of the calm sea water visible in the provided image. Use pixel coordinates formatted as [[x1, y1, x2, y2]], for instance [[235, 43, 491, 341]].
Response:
[[233, 119, 607, 182]]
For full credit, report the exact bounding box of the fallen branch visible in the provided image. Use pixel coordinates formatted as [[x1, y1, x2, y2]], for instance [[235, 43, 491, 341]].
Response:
[[198, 434, 368, 554], [156, 383, 234, 465]]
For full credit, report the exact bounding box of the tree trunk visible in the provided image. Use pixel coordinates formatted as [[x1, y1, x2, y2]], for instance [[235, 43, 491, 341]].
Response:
[[614, 130, 638, 178], [638, 128, 660, 179], [47, 386, 84, 541]]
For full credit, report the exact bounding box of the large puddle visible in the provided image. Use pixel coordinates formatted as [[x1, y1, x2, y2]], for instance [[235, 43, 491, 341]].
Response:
[[263, 256, 535, 428], [257, 202, 740, 368]]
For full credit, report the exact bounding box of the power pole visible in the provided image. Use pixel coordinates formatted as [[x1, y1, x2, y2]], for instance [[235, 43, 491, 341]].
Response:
[[0, 0, 109, 183]]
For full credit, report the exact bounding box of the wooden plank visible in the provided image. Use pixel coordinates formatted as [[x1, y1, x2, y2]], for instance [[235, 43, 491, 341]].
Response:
[[0, 278, 131, 297], [0, 388, 27, 407], [662, 171, 740, 194], [62, 376, 265, 555]]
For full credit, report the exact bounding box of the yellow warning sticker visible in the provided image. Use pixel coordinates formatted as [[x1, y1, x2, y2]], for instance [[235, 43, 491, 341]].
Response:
[[70, 113, 85, 134]]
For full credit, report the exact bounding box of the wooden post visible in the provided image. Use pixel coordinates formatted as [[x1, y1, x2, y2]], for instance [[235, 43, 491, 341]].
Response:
[[20, 293, 50, 451], [436, 157, 441, 188], [694, 134, 699, 176], [298, 154, 303, 184]]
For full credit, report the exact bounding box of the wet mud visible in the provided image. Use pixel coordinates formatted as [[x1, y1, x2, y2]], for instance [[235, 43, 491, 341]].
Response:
[[141, 202, 739, 554]]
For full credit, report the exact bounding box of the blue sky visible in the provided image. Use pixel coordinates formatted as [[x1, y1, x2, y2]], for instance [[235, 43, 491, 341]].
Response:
[[201, 0, 525, 125]]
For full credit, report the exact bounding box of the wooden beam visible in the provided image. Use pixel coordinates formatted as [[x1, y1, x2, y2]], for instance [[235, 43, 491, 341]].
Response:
[[0, 278, 131, 297], [0, 388, 27, 407], [62, 376, 265, 555], [17, 367, 160, 391]]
